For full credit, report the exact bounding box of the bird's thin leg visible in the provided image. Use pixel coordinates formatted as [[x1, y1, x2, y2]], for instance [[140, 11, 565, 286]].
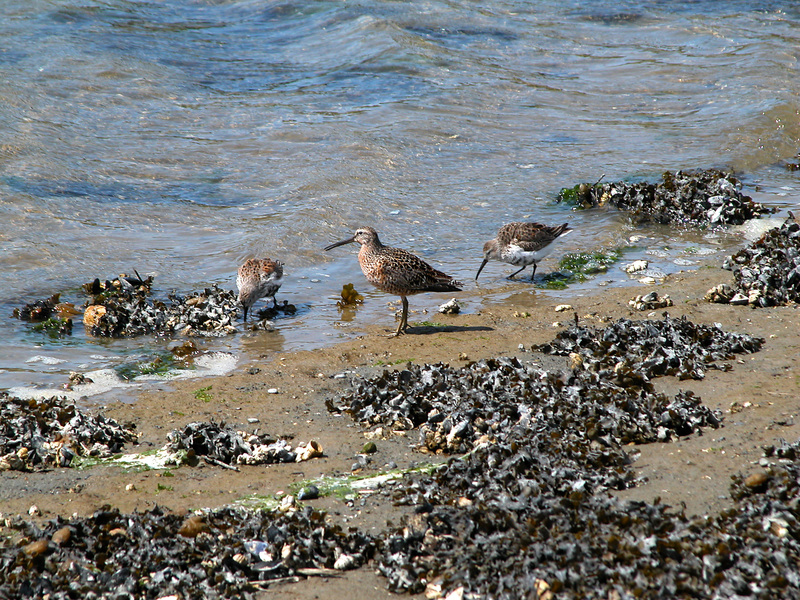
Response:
[[391, 297, 409, 337], [508, 265, 526, 279], [530, 263, 538, 282], [243, 306, 249, 322], [272, 296, 279, 308]]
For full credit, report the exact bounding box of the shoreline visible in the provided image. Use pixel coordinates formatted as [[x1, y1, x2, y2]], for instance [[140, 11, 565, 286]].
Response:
[[2, 260, 799, 598]]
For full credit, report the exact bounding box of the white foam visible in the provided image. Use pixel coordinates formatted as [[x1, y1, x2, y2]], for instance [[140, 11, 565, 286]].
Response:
[[135, 352, 238, 382], [25, 355, 67, 365], [8, 369, 134, 401]]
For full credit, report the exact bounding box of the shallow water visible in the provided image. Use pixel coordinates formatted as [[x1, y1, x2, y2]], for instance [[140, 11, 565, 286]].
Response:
[[1, 0, 799, 395]]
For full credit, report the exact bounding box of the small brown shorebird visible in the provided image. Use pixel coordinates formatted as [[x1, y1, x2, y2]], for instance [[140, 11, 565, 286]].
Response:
[[236, 258, 284, 321], [476, 222, 572, 281], [325, 226, 462, 336]]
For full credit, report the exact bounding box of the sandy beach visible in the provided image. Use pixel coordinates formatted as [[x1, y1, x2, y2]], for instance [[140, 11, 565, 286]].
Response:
[[2, 257, 799, 598]]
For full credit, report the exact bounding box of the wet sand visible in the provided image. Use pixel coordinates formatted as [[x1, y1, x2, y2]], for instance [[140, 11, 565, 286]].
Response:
[[2, 262, 799, 598]]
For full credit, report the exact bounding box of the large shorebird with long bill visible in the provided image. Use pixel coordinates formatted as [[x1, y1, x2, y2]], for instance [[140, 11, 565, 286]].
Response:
[[325, 227, 462, 336]]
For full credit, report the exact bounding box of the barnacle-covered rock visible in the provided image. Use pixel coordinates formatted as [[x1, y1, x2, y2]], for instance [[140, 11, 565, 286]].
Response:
[[0, 393, 137, 470], [560, 169, 774, 226], [85, 283, 239, 337], [718, 215, 800, 307]]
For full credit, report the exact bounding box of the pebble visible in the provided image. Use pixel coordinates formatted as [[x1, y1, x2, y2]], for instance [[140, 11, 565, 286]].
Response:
[[624, 260, 649, 273], [554, 304, 572, 312], [51, 527, 71, 546], [297, 485, 320, 501], [334, 553, 356, 570], [22, 539, 49, 558], [267, 388, 278, 394], [744, 471, 769, 489], [438, 298, 461, 314]]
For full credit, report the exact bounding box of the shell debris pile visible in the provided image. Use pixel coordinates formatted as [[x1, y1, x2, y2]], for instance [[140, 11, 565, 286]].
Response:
[[378, 429, 800, 598], [535, 313, 763, 381], [84, 283, 239, 337], [712, 215, 800, 307], [0, 394, 137, 471], [560, 169, 775, 226], [0, 505, 376, 599], [166, 421, 322, 467], [329, 357, 720, 456]]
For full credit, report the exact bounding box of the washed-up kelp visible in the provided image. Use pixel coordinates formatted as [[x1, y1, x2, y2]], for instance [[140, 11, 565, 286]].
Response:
[[84, 285, 239, 337], [0, 505, 376, 600], [329, 356, 720, 455], [379, 437, 800, 599], [535, 314, 764, 381], [0, 394, 137, 471], [712, 215, 800, 307], [166, 421, 322, 467], [559, 169, 774, 226]]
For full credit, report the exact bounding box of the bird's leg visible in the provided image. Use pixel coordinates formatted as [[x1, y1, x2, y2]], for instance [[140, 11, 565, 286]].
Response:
[[508, 265, 526, 279], [272, 296, 279, 308], [243, 306, 249, 322], [391, 297, 409, 337], [530, 263, 538, 282]]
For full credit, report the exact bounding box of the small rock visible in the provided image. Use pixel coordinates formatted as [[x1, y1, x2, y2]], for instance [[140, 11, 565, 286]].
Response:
[[744, 471, 769, 489], [267, 388, 278, 394], [624, 260, 649, 273], [362, 441, 377, 454], [334, 553, 356, 570], [438, 298, 461, 314], [554, 304, 572, 312], [51, 527, 71, 546], [730, 293, 749, 305], [705, 283, 735, 304], [22, 539, 49, 558], [297, 485, 320, 501], [28, 505, 40, 517]]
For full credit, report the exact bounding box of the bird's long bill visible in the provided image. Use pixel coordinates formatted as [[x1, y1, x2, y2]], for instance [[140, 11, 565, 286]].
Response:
[[475, 258, 489, 280], [324, 236, 356, 251]]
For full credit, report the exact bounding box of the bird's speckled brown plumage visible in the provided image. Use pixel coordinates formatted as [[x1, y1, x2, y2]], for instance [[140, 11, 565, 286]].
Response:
[[476, 221, 572, 281], [236, 258, 284, 321], [325, 226, 461, 335]]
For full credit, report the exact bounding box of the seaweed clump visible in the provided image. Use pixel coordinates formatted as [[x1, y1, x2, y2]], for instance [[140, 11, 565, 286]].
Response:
[[710, 214, 800, 307], [0, 505, 376, 599], [559, 169, 775, 226], [0, 394, 137, 471], [166, 421, 322, 467]]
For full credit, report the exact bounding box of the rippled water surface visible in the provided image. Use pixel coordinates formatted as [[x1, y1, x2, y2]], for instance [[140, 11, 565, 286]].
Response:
[[1, 0, 799, 394]]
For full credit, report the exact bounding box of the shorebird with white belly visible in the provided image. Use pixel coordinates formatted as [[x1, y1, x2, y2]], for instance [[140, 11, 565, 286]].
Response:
[[236, 258, 284, 321], [475, 222, 572, 281]]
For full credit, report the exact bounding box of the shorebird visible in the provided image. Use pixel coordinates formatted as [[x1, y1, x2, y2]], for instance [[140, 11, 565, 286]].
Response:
[[476, 222, 572, 281], [324, 226, 462, 336], [236, 258, 284, 321]]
